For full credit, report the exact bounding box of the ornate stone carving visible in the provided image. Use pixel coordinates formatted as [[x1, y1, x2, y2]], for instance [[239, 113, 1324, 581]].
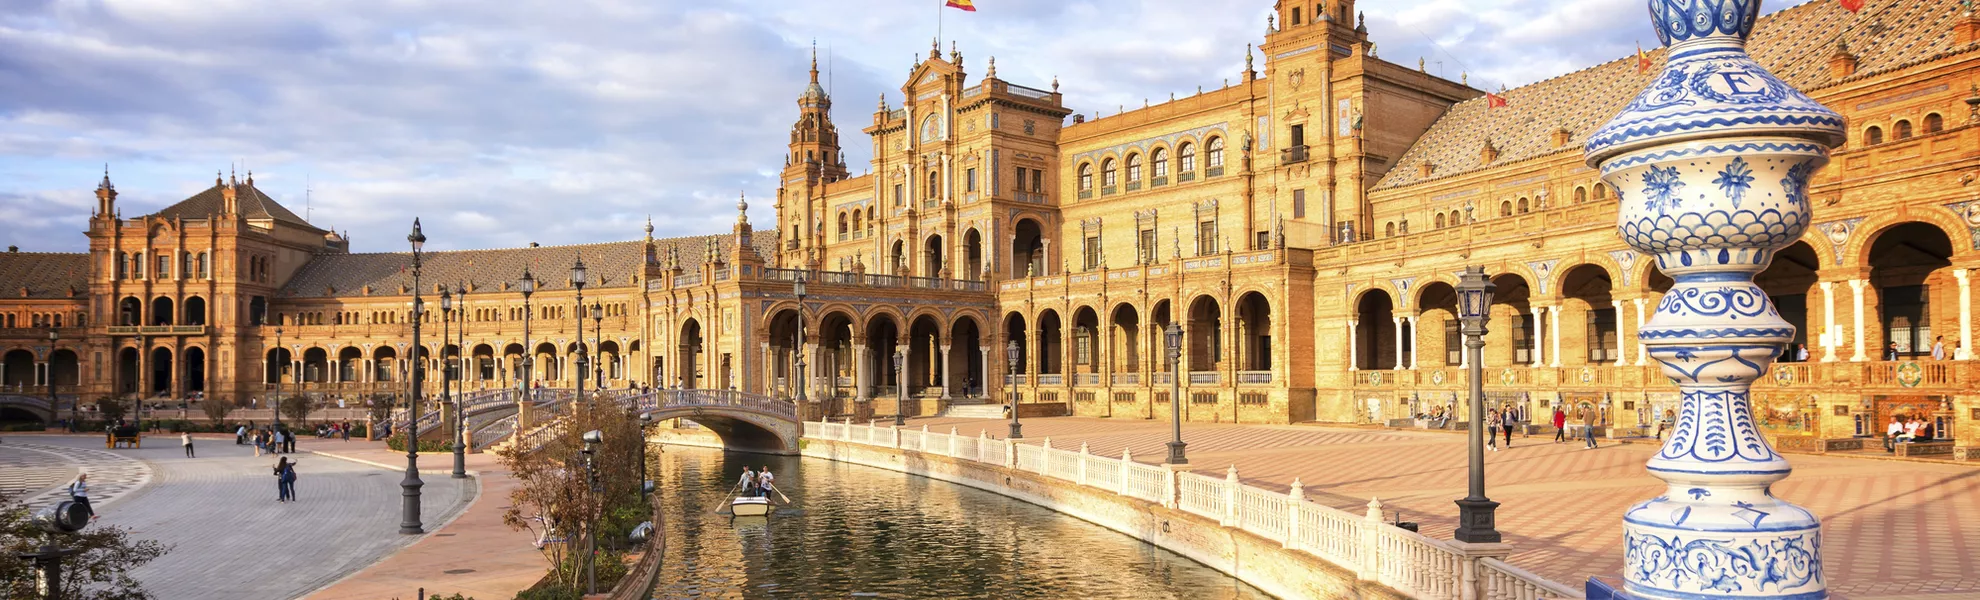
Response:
[[1585, 2, 1842, 598]]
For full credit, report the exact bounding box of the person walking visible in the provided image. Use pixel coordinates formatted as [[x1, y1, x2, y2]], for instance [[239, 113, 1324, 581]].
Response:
[[1501, 406, 1516, 448], [235, 424, 247, 445], [284, 427, 296, 453], [273, 456, 299, 502], [1582, 406, 1600, 449], [181, 431, 194, 458], [1486, 410, 1500, 451], [251, 429, 264, 457], [68, 472, 95, 521], [1551, 406, 1567, 443]]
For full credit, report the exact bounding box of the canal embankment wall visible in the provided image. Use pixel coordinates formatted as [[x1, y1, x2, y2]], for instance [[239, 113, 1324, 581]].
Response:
[[651, 423, 1580, 600]]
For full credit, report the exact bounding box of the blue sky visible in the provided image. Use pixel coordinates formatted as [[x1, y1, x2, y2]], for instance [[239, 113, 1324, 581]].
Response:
[[0, 0, 1810, 253]]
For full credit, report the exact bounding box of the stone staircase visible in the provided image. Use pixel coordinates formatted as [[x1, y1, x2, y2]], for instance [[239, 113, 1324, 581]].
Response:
[[936, 400, 1004, 420]]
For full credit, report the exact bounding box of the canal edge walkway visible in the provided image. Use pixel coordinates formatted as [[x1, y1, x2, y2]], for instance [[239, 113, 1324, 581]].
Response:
[[297, 439, 551, 600]]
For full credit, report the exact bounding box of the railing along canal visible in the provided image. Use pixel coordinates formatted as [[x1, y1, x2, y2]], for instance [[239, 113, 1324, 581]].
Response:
[[802, 420, 1583, 600]]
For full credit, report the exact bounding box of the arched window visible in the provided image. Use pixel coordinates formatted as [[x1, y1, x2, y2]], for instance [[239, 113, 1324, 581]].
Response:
[[1435, 213, 1447, 228], [1077, 163, 1094, 191], [865, 208, 876, 235], [1517, 197, 1530, 213], [1101, 158, 1117, 188], [1865, 125, 1883, 145], [1152, 147, 1169, 180], [1500, 201, 1513, 217], [1575, 186, 1588, 204], [1179, 142, 1197, 173], [852, 210, 863, 235], [1385, 222, 1396, 237], [1125, 153, 1142, 184], [926, 170, 940, 201], [1206, 137, 1225, 170], [1926, 113, 1945, 133], [1450, 210, 1462, 225], [1594, 183, 1610, 199], [837, 213, 848, 237], [1894, 120, 1913, 140]]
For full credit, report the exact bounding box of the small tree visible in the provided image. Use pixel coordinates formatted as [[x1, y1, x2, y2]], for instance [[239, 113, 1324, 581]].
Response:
[[0, 493, 170, 599], [279, 395, 314, 425], [92, 398, 126, 426], [367, 396, 396, 440], [499, 393, 645, 593], [200, 397, 235, 427]]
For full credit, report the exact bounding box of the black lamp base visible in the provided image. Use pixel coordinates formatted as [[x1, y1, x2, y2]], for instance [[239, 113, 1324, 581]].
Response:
[[1452, 497, 1501, 544]]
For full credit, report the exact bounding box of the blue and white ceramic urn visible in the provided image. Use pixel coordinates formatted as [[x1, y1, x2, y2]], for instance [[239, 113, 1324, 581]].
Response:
[[1586, 1, 1843, 599]]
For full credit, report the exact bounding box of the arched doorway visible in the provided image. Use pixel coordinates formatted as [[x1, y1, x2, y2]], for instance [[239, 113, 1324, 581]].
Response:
[[340, 347, 364, 383], [373, 347, 398, 383], [1417, 281, 1461, 367], [1111, 304, 1141, 379], [1187, 297, 1221, 372], [907, 315, 942, 396], [1756, 241, 1819, 361], [950, 317, 984, 396], [890, 241, 907, 276], [183, 297, 208, 326], [149, 347, 173, 398], [1, 350, 32, 387], [266, 347, 293, 384], [1235, 292, 1272, 372], [533, 343, 558, 382], [678, 320, 703, 389], [303, 348, 329, 383], [766, 309, 801, 396], [1071, 307, 1100, 380], [1003, 312, 1029, 380], [599, 341, 621, 382], [1560, 264, 1617, 365], [50, 349, 79, 389], [119, 297, 141, 326], [1489, 274, 1537, 365], [923, 235, 945, 279], [1355, 291, 1396, 370], [502, 343, 525, 382], [865, 314, 902, 395], [472, 344, 496, 383], [817, 311, 856, 400], [1150, 300, 1174, 374], [182, 347, 205, 393], [963, 229, 984, 280], [1035, 310, 1063, 376], [1867, 222, 1955, 359], [1013, 219, 1044, 278]]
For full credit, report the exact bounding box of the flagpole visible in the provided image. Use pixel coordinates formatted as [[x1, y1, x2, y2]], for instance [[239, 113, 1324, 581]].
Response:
[[937, 0, 943, 51]]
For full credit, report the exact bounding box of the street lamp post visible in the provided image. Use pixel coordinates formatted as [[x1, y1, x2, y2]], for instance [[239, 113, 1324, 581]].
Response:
[[50, 330, 66, 431], [274, 320, 285, 431], [572, 256, 588, 407], [440, 288, 453, 474], [1453, 266, 1500, 544], [133, 335, 144, 432], [400, 218, 428, 535], [520, 270, 536, 406], [893, 346, 907, 426], [1005, 340, 1022, 439], [794, 274, 807, 405], [1165, 322, 1187, 465], [580, 429, 603, 595]]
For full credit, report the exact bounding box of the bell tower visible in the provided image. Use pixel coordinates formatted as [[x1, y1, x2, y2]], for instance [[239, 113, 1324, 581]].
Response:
[[777, 45, 848, 269]]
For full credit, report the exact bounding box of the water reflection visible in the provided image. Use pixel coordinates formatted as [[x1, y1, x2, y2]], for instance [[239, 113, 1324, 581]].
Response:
[[651, 445, 1267, 599]]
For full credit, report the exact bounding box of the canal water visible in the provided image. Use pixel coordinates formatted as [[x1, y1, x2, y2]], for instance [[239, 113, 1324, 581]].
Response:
[[650, 444, 1268, 599]]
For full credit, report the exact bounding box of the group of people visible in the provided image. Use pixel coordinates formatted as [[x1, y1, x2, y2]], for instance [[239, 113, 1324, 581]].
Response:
[[313, 422, 355, 440], [1882, 336, 1965, 361], [1885, 415, 1940, 451], [237, 424, 297, 456], [736, 466, 779, 499], [1549, 406, 1603, 449], [1483, 408, 1518, 451]]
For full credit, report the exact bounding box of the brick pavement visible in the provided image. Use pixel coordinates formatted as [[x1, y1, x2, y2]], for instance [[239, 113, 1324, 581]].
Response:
[[302, 439, 551, 600], [902, 416, 1980, 600], [13, 436, 474, 600], [0, 440, 152, 509]]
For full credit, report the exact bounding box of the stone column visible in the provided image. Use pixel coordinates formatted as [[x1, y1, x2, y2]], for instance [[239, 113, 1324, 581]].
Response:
[[1391, 316, 1405, 370], [758, 342, 771, 396], [1531, 307, 1546, 366], [1849, 278, 1868, 362], [1956, 268, 1973, 360], [1818, 280, 1838, 362], [853, 344, 869, 401], [1346, 318, 1358, 372], [1612, 300, 1629, 366], [1633, 297, 1649, 366], [939, 344, 953, 399], [979, 347, 991, 398], [1548, 309, 1562, 368], [1584, 5, 1836, 595]]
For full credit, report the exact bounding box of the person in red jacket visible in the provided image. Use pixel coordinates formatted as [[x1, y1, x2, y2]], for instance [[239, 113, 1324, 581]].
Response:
[[1551, 407, 1568, 443]]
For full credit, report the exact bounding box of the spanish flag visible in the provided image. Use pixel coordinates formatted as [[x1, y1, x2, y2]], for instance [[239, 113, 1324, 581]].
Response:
[[946, 0, 977, 11], [1486, 92, 1507, 109], [1636, 43, 1652, 74], [1839, 0, 1864, 12]]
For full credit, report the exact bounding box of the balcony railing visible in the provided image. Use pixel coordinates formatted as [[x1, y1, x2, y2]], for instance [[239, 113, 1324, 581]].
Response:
[[1188, 371, 1220, 385], [1237, 371, 1272, 384], [106, 325, 206, 336], [1111, 373, 1140, 386], [1037, 374, 1064, 386], [1073, 373, 1101, 386], [1280, 145, 1309, 165]]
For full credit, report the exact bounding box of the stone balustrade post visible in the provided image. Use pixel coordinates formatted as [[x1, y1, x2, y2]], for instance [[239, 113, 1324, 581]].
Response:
[[1286, 478, 1304, 550], [1078, 442, 1090, 486], [949, 426, 959, 456], [1360, 497, 1384, 581], [1164, 465, 1179, 510], [890, 423, 901, 449], [1223, 465, 1240, 527], [1003, 437, 1017, 470], [1119, 448, 1134, 497]]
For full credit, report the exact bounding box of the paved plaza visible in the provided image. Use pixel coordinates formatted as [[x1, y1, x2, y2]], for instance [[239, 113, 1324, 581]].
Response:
[[895, 416, 1979, 600], [4, 435, 472, 600]]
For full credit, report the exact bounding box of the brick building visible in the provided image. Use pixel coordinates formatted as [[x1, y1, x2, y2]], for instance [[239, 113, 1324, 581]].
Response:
[[2, 0, 1976, 450]]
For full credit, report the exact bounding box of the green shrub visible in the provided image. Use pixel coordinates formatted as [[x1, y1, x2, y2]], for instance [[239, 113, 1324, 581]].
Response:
[[0, 422, 46, 432], [384, 434, 451, 453]]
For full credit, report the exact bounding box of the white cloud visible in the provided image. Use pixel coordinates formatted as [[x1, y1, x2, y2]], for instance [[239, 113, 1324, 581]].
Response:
[[0, 0, 1813, 253]]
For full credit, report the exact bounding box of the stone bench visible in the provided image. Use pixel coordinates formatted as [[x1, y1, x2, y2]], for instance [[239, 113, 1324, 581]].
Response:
[[1773, 436, 1865, 453], [1895, 440, 1954, 458], [1954, 446, 1980, 462]]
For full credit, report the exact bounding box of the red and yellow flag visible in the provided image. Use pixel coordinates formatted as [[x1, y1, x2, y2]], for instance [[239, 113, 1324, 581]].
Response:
[[1839, 0, 1864, 12], [1486, 93, 1507, 109], [1636, 43, 1652, 74], [946, 0, 977, 11]]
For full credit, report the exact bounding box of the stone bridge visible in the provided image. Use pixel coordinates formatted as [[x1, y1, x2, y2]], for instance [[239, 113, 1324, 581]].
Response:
[[0, 394, 56, 422], [625, 390, 800, 454]]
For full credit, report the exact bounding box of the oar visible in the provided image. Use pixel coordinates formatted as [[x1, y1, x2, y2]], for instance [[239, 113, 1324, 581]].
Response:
[[714, 480, 743, 515], [767, 483, 793, 505]]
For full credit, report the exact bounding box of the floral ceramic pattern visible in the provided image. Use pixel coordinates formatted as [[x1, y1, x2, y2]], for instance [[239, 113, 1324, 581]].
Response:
[[1715, 157, 1755, 209], [1642, 165, 1688, 214]]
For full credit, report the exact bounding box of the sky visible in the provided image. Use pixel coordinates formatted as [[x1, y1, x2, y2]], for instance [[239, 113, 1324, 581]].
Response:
[[0, 0, 1812, 254]]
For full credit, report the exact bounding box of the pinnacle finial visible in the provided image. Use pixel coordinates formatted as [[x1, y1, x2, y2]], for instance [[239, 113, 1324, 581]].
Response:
[[737, 190, 749, 216], [809, 40, 820, 83], [644, 215, 654, 236], [98, 164, 113, 191], [878, 92, 888, 110], [986, 56, 996, 78], [930, 37, 940, 59], [1052, 75, 1059, 92]]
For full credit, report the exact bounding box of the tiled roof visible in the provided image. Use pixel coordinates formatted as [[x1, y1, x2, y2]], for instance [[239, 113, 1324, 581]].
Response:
[[1375, 0, 1967, 191], [277, 233, 777, 298], [0, 252, 90, 299], [150, 181, 317, 230]]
